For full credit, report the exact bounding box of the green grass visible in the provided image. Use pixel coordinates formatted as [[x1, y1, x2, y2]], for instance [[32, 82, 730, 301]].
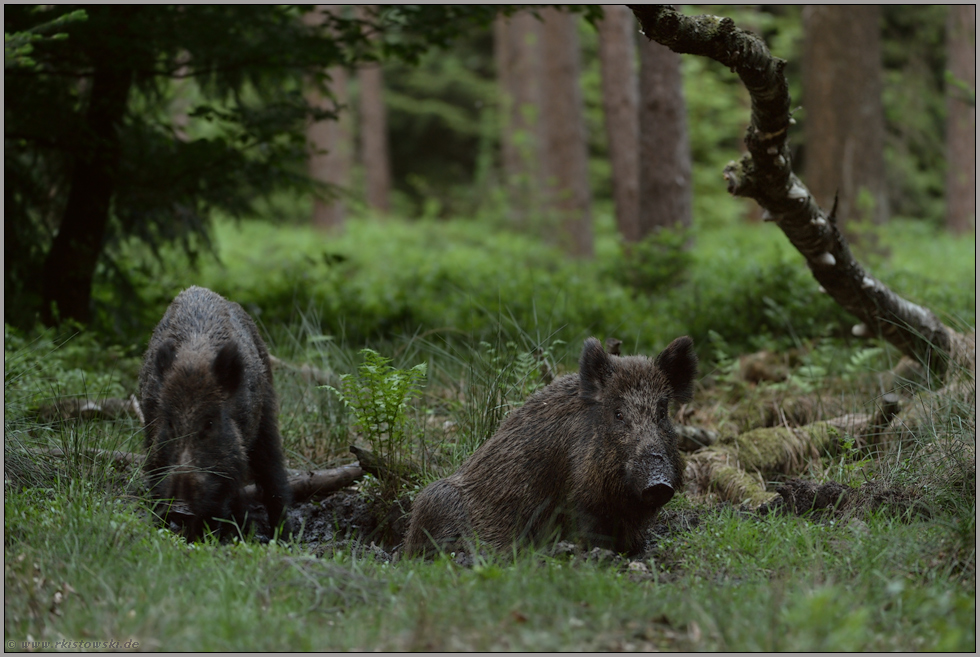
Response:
[[4, 483, 974, 651]]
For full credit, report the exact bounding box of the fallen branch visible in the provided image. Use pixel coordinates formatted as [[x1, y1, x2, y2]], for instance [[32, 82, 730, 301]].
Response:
[[349, 445, 422, 483], [36, 395, 143, 423], [628, 5, 966, 378], [21, 447, 364, 503], [243, 464, 364, 504]]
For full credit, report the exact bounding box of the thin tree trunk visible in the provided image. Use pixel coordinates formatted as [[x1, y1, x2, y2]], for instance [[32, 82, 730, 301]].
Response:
[[638, 35, 693, 235], [597, 5, 641, 243], [538, 8, 593, 257], [495, 10, 543, 226], [802, 6, 889, 227], [628, 5, 963, 376], [945, 5, 976, 235], [40, 8, 135, 326], [357, 5, 391, 215], [304, 5, 351, 232]]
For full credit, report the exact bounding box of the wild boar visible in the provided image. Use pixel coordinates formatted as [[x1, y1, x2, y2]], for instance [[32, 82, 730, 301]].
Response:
[[139, 286, 292, 541], [404, 336, 697, 556]]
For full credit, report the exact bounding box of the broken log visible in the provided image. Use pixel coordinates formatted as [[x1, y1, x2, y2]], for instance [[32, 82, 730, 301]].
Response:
[[627, 5, 968, 379], [243, 464, 364, 504]]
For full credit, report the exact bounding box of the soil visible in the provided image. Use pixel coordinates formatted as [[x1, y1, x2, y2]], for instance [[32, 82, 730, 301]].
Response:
[[5, 448, 931, 565]]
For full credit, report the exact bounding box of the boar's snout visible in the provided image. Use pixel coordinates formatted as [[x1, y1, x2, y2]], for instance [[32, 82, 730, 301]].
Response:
[[635, 451, 676, 508], [641, 481, 674, 507]]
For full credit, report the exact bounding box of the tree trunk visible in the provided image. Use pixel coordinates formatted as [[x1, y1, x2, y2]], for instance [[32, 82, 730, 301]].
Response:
[[638, 34, 693, 235], [495, 10, 544, 226], [538, 8, 594, 257], [597, 5, 641, 243], [40, 11, 135, 326], [945, 5, 976, 235], [628, 6, 963, 377], [304, 5, 352, 232], [802, 6, 889, 227], [357, 5, 391, 215]]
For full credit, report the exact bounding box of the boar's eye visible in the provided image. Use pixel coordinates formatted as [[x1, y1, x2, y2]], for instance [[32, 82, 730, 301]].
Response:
[[656, 398, 669, 419], [614, 410, 625, 423]]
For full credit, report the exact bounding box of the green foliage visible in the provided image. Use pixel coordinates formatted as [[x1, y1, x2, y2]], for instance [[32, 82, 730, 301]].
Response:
[[328, 349, 427, 495], [3, 7, 86, 69], [4, 324, 144, 494], [611, 226, 695, 295]]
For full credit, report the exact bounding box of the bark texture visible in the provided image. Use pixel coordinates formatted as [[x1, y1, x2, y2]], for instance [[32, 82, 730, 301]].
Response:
[[538, 8, 594, 257], [598, 5, 641, 242], [802, 6, 889, 227], [357, 5, 391, 215], [628, 5, 959, 376], [639, 34, 693, 234], [40, 7, 137, 326], [495, 10, 544, 225], [945, 5, 976, 235], [243, 464, 364, 504], [304, 5, 352, 232]]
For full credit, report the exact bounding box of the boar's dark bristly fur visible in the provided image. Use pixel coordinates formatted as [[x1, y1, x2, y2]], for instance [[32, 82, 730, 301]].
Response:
[[139, 286, 292, 541], [404, 336, 697, 557]]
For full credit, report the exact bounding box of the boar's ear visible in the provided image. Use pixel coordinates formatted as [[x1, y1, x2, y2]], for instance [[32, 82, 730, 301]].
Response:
[[579, 337, 613, 400], [655, 336, 698, 403], [213, 342, 243, 394], [155, 339, 177, 378]]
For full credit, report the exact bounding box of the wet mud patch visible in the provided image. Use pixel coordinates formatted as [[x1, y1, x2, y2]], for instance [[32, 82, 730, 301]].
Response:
[[285, 490, 406, 559]]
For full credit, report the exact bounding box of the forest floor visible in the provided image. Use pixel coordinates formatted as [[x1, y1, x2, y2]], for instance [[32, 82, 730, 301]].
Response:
[[5, 338, 974, 651]]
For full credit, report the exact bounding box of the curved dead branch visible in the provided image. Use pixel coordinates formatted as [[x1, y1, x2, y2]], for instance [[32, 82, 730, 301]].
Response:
[[628, 5, 959, 377]]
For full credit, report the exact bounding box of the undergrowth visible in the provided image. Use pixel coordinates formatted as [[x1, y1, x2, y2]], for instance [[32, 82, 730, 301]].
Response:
[[88, 214, 975, 365], [4, 212, 974, 652]]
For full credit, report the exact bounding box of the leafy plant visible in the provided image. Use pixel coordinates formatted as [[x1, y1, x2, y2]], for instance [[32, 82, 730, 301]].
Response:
[[327, 349, 427, 497]]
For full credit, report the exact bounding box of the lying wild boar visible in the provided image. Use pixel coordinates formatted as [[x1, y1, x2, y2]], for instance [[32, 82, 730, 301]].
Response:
[[404, 336, 697, 556]]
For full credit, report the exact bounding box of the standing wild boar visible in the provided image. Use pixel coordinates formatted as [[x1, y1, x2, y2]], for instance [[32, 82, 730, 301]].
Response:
[[404, 336, 697, 557], [139, 286, 292, 541]]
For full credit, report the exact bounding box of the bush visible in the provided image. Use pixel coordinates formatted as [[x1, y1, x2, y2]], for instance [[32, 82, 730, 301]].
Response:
[[94, 213, 974, 369]]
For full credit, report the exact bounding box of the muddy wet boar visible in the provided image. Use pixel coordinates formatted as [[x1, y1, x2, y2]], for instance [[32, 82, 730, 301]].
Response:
[[139, 286, 292, 541], [404, 336, 697, 557]]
